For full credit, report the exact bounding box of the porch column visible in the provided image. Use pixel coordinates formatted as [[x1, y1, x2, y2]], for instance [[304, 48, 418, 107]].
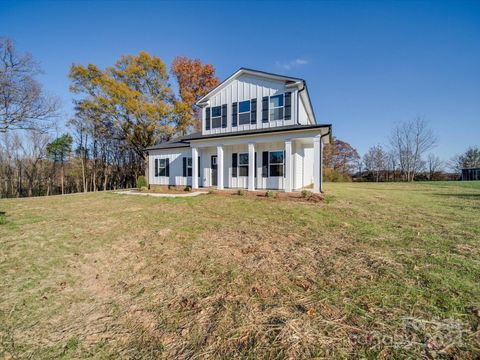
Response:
[[248, 143, 255, 191], [285, 140, 292, 192], [313, 135, 321, 193], [192, 147, 198, 189], [217, 145, 224, 190]]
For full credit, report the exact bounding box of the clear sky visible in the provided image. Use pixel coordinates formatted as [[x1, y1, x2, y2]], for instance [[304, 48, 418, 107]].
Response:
[[1, 0, 479, 161]]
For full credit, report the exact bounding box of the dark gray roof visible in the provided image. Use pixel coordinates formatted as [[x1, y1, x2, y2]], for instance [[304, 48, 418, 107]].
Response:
[[145, 124, 331, 151]]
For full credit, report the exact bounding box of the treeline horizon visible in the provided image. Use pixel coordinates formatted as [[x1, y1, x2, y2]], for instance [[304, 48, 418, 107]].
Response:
[[1, 38, 479, 198]]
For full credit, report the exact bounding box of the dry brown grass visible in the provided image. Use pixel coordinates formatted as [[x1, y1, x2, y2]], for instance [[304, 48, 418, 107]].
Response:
[[1, 181, 479, 358]]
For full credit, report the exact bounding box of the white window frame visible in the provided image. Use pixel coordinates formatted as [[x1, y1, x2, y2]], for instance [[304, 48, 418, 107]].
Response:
[[238, 152, 249, 177], [269, 94, 284, 121], [268, 150, 284, 177], [238, 100, 251, 126], [211, 106, 222, 129], [158, 158, 167, 177]]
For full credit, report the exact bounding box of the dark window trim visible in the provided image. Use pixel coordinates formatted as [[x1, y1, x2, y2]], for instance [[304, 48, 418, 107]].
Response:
[[205, 107, 211, 130], [251, 98, 257, 124], [232, 102, 238, 127]]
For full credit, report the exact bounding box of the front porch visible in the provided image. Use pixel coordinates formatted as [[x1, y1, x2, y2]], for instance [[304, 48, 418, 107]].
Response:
[[191, 134, 325, 193]]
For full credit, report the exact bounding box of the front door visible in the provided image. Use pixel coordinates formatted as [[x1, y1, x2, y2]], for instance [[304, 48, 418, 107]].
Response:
[[211, 155, 217, 186]]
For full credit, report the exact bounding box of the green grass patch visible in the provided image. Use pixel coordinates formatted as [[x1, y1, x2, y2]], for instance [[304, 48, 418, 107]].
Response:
[[0, 182, 479, 358]]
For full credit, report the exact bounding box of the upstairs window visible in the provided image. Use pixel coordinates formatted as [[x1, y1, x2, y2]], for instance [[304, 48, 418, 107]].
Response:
[[238, 100, 251, 125], [269, 94, 284, 121], [211, 106, 222, 128], [238, 153, 249, 176]]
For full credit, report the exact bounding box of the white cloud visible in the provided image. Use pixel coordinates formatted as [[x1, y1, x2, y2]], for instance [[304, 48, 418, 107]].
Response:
[[276, 58, 309, 70]]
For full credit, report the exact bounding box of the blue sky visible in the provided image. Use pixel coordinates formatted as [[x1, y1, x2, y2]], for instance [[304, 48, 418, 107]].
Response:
[[1, 0, 479, 161]]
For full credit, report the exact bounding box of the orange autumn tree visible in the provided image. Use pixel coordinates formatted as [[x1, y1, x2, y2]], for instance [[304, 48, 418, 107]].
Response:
[[171, 57, 219, 134], [323, 137, 360, 177]]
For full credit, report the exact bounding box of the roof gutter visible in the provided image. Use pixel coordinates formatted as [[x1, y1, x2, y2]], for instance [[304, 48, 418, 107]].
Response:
[[321, 125, 332, 143]]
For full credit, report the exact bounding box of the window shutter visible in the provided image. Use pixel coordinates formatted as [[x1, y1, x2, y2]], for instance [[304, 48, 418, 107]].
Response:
[[221, 104, 227, 128], [183, 157, 187, 177], [206, 107, 211, 130], [232, 102, 238, 127], [254, 152, 257, 177], [198, 156, 201, 177], [165, 158, 170, 177], [283, 150, 286, 178], [262, 96, 269, 123], [262, 151, 268, 177], [250, 98, 257, 124], [232, 153, 238, 178], [154, 159, 158, 177], [285, 92, 292, 120]]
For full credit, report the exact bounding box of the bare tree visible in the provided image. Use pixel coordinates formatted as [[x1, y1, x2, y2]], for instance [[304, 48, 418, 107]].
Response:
[[21, 130, 51, 196], [0, 38, 59, 133], [389, 117, 437, 181], [426, 153, 443, 180], [364, 145, 388, 182], [386, 150, 398, 181]]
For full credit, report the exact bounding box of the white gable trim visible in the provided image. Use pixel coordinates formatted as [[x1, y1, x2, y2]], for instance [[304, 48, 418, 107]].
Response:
[[196, 68, 303, 106]]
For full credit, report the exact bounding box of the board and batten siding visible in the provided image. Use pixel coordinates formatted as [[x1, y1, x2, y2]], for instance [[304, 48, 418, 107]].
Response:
[[298, 97, 309, 125], [148, 148, 194, 187], [202, 74, 299, 136]]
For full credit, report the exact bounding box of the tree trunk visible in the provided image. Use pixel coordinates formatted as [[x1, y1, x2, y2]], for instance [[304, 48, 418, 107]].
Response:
[[81, 153, 87, 192], [61, 163, 65, 195]]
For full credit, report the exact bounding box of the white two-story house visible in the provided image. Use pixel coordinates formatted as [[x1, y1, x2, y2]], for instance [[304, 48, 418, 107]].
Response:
[[145, 68, 332, 192]]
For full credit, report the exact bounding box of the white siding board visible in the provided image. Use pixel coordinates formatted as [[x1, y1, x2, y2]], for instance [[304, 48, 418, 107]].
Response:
[[202, 74, 297, 136]]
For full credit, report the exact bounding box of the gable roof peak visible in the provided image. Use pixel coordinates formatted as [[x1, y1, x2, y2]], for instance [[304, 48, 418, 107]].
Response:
[[195, 67, 305, 106]]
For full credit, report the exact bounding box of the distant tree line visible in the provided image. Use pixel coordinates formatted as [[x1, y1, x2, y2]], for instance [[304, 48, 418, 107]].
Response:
[[0, 38, 218, 198], [324, 117, 478, 182]]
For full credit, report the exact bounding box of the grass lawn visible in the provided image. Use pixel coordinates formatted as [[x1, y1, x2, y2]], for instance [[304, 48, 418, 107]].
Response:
[[1, 182, 479, 359]]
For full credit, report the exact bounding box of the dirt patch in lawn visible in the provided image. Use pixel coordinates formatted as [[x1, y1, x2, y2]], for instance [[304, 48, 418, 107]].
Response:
[[207, 189, 324, 203]]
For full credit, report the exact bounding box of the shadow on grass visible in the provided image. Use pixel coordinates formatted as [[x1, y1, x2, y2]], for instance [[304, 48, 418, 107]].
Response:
[[434, 193, 480, 200]]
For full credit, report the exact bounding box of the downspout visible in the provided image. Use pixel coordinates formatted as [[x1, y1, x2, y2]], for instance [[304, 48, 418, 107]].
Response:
[[319, 126, 332, 193]]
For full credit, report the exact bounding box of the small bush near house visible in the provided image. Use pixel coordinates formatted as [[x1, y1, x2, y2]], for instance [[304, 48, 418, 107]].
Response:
[[265, 190, 276, 198], [0, 212, 6, 225], [168, 185, 177, 191], [237, 189, 245, 196], [184, 186, 191, 192], [323, 168, 352, 182], [137, 176, 147, 188], [139, 186, 148, 192], [301, 190, 313, 199], [208, 189, 216, 195]]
